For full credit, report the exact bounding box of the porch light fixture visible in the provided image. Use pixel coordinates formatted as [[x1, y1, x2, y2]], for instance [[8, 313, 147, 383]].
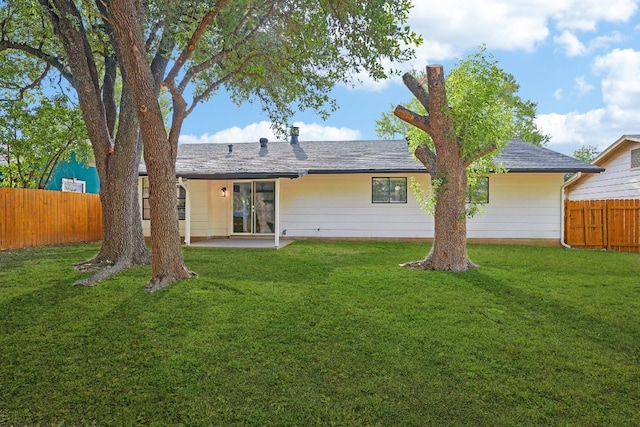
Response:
[[221, 187, 227, 197]]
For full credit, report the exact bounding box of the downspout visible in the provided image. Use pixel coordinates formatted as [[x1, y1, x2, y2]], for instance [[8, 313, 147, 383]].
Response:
[[560, 187, 570, 248], [178, 177, 190, 246], [560, 173, 579, 249]]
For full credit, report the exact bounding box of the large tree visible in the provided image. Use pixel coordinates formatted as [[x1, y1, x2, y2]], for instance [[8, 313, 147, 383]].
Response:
[[1, 0, 420, 289], [384, 49, 547, 271], [1, 0, 153, 283]]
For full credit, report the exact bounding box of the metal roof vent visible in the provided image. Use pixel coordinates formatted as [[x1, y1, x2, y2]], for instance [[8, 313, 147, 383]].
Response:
[[290, 126, 299, 145], [228, 144, 233, 153], [259, 138, 268, 148]]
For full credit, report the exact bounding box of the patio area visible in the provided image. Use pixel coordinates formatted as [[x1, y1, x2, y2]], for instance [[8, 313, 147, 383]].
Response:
[[188, 238, 294, 249]]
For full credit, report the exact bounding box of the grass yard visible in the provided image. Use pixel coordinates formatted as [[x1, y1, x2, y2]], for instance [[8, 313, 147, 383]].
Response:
[[0, 240, 639, 426]]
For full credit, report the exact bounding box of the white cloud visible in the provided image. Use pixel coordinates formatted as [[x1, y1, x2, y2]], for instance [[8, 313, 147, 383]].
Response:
[[552, 0, 638, 31], [537, 106, 637, 153], [554, 30, 588, 56], [574, 77, 594, 95], [553, 88, 564, 100], [589, 31, 623, 50], [593, 48, 640, 108], [407, 1, 550, 58], [537, 109, 607, 149], [352, 0, 637, 90], [537, 49, 640, 152], [405, 0, 636, 61], [179, 121, 362, 144], [554, 30, 623, 57]]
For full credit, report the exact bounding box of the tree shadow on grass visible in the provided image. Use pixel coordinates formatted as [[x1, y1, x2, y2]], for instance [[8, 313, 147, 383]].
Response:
[[459, 269, 640, 361]]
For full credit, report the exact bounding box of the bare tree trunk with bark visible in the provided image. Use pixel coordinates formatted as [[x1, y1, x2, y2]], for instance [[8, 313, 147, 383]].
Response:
[[394, 65, 477, 272]]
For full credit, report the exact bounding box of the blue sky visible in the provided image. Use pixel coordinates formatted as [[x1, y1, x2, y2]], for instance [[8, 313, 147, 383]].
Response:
[[179, 0, 640, 156]]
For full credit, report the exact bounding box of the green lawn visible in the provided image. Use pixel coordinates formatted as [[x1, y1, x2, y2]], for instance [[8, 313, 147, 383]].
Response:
[[0, 240, 639, 426]]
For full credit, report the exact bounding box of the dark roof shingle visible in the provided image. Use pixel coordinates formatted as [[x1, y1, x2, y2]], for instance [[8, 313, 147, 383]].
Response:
[[138, 139, 604, 178]]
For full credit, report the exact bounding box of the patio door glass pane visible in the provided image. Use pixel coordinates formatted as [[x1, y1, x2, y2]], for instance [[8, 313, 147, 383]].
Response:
[[233, 181, 276, 234], [233, 183, 252, 233], [254, 181, 275, 234]]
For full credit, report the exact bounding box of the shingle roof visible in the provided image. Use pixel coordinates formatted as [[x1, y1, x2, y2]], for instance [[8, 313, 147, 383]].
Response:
[[496, 139, 604, 173], [138, 138, 604, 178]]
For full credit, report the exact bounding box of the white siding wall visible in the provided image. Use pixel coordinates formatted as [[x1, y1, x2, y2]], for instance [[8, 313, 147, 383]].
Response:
[[566, 147, 640, 200], [279, 173, 433, 238], [140, 178, 231, 239], [468, 173, 564, 239], [140, 173, 565, 240], [206, 180, 231, 236], [280, 173, 564, 240]]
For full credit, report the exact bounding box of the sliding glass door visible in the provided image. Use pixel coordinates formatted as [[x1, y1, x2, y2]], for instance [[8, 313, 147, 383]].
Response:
[[232, 181, 275, 234]]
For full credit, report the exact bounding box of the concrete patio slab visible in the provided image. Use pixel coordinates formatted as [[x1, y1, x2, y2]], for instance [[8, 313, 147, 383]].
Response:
[[187, 238, 294, 249]]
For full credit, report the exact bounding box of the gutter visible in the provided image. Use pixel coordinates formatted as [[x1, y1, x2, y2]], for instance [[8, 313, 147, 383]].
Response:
[[560, 188, 570, 249]]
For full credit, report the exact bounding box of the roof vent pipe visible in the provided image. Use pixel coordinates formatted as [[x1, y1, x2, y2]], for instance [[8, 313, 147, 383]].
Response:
[[259, 138, 268, 148], [290, 126, 299, 145], [228, 144, 233, 153]]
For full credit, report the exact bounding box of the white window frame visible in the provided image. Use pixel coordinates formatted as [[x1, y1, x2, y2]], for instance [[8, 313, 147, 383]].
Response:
[[371, 177, 408, 204], [141, 177, 186, 220], [61, 178, 86, 193]]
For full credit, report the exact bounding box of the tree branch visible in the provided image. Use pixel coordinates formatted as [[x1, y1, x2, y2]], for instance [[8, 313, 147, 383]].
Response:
[[176, 1, 270, 94], [186, 73, 230, 116], [0, 41, 73, 83], [413, 143, 438, 177], [402, 72, 430, 112], [102, 53, 117, 136], [463, 142, 498, 168], [394, 105, 432, 135], [164, 0, 229, 87]]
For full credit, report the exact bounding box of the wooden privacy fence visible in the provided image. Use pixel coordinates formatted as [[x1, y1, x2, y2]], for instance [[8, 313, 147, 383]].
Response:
[[565, 199, 640, 253], [0, 188, 102, 251]]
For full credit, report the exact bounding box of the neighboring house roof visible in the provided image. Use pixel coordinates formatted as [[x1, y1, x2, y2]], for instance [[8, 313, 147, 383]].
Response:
[[591, 134, 640, 166], [138, 138, 603, 179], [564, 134, 640, 188]]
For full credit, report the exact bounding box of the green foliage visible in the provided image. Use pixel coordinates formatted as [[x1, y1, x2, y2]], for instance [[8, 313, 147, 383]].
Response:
[[565, 144, 600, 180], [2, 0, 422, 145], [201, 0, 421, 133], [572, 144, 600, 163], [377, 47, 546, 217], [448, 48, 549, 150], [0, 95, 89, 188], [0, 241, 639, 425]]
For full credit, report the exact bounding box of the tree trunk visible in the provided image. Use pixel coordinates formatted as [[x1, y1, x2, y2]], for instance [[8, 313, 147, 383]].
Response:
[[107, 0, 194, 291], [403, 156, 477, 272], [74, 93, 151, 285], [396, 65, 477, 271], [44, 0, 151, 286]]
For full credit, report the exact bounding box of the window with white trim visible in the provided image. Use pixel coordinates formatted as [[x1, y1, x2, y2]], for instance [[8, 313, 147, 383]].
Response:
[[372, 177, 407, 203], [61, 178, 86, 193], [631, 148, 640, 169], [141, 177, 186, 220]]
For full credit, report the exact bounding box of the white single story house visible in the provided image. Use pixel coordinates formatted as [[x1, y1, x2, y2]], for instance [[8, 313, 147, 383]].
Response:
[[564, 134, 640, 200], [138, 138, 602, 246]]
